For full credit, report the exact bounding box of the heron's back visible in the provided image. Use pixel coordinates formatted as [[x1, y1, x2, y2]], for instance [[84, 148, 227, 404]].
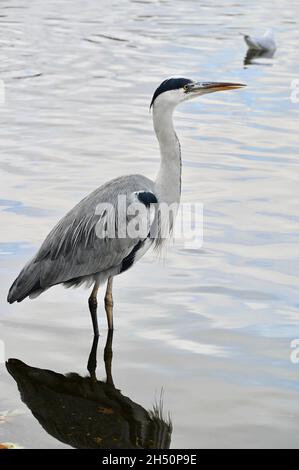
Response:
[[7, 174, 156, 303]]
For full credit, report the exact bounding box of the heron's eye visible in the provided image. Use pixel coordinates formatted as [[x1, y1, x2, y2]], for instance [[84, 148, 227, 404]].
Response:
[[183, 84, 189, 92]]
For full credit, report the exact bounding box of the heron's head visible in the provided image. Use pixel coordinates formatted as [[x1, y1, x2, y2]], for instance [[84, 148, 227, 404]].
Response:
[[150, 77, 245, 111]]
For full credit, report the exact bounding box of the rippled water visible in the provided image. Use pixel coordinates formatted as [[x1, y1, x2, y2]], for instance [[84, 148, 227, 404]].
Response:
[[0, 0, 299, 449]]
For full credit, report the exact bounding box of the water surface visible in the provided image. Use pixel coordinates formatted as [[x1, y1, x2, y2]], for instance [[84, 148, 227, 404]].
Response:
[[0, 0, 299, 449]]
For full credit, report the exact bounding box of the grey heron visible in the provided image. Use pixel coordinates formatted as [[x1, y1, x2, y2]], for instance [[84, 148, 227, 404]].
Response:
[[7, 77, 245, 335]]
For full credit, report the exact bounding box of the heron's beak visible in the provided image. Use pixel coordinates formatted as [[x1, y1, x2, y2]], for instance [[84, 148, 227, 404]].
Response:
[[186, 81, 246, 96]]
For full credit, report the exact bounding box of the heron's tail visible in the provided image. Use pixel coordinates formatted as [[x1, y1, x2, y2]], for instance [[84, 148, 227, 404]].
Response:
[[7, 260, 44, 304]]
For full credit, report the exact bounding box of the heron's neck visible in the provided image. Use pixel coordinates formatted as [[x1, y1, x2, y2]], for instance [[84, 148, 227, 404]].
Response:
[[153, 105, 181, 206]]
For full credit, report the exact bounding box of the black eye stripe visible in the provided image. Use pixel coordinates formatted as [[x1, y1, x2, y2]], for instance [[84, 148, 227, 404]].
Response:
[[150, 78, 193, 108]]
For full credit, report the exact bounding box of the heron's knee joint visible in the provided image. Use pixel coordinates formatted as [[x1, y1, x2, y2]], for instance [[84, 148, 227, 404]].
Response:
[[105, 297, 113, 307], [89, 297, 98, 308]]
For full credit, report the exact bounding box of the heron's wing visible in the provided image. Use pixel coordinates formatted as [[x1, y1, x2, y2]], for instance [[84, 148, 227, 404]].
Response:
[[32, 175, 157, 288]]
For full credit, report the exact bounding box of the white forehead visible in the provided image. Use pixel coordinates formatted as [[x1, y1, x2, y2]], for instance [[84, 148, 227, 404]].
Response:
[[152, 87, 186, 109]]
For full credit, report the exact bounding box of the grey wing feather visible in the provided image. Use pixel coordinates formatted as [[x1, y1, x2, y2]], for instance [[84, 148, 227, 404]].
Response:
[[7, 174, 156, 303]]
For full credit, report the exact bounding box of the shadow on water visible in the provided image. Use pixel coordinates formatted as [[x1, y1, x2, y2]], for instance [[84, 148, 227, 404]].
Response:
[[6, 331, 172, 449], [244, 48, 275, 66]]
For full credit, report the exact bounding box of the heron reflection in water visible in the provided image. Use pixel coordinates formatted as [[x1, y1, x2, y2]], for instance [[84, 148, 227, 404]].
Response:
[[6, 332, 172, 449]]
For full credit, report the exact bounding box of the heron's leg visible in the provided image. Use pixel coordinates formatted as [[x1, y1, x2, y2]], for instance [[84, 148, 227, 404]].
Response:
[[104, 330, 114, 387], [88, 280, 100, 336], [87, 334, 99, 382], [104, 277, 114, 330]]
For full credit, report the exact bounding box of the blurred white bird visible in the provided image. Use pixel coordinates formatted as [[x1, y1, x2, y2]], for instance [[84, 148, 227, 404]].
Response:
[[244, 29, 276, 52]]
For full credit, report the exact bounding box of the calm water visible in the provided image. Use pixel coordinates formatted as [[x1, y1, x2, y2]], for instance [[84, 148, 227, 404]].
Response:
[[0, 0, 299, 449]]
